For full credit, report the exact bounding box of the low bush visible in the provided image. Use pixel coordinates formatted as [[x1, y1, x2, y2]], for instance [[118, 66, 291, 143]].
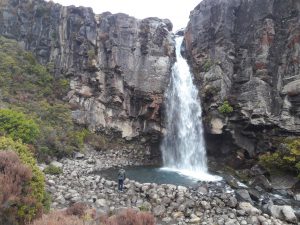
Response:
[[30, 211, 84, 225], [0, 137, 47, 223], [44, 165, 62, 175], [259, 138, 300, 177], [66, 202, 87, 218], [31, 208, 155, 225], [102, 209, 156, 225], [202, 59, 213, 72]]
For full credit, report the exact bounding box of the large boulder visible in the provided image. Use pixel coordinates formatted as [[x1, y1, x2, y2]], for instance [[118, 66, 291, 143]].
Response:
[[238, 202, 261, 216], [153, 205, 166, 217], [235, 189, 253, 204], [269, 205, 297, 224]]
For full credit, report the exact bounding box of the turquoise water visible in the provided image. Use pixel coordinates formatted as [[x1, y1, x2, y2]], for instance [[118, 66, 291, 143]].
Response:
[[100, 165, 220, 187]]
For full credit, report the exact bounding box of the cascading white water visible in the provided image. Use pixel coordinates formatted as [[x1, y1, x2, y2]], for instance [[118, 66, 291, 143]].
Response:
[[161, 36, 221, 181]]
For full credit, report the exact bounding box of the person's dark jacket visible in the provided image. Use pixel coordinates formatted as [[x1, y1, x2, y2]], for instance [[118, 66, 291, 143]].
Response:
[[118, 169, 126, 180]]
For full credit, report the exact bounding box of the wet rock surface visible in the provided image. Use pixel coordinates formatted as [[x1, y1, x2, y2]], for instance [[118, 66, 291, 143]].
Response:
[[44, 150, 296, 225]]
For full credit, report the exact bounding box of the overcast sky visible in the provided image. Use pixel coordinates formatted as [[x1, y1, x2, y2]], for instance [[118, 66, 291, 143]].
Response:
[[48, 0, 201, 31]]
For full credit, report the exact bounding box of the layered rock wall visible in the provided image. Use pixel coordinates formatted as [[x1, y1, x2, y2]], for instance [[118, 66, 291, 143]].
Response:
[[0, 0, 175, 153], [184, 0, 300, 157]]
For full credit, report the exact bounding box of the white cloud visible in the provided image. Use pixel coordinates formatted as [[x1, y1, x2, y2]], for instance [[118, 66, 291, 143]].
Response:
[[47, 0, 201, 31]]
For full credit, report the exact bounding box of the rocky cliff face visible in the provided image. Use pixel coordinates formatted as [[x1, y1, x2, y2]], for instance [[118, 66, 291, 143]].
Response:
[[184, 0, 300, 159], [0, 0, 175, 154]]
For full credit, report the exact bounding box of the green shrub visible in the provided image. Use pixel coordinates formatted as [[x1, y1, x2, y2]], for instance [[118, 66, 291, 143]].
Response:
[[87, 49, 96, 59], [203, 59, 213, 72], [0, 137, 47, 223], [259, 138, 300, 177], [0, 36, 87, 159], [138, 204, 150, 212], [218, 101, 233, 114], [44, 165, 62, 175], [0, 109, 39, 143]]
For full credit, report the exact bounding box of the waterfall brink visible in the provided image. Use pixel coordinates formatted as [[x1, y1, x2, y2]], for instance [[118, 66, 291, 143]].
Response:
[[161, 36, 221, 182]]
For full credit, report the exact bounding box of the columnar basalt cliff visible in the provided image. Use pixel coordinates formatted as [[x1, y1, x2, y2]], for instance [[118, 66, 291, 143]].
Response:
[[184, 0, 300, 159], [0, 0, 175, 154]]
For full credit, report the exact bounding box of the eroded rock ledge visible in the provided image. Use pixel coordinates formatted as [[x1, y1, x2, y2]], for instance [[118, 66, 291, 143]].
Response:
[[184, 0, 300, 159], [0, 0, 175, 154]]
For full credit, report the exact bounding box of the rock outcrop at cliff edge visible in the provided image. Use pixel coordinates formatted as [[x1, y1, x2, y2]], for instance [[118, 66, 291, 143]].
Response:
[[184, 0, 300, 157], [0, 0, 175, 150]]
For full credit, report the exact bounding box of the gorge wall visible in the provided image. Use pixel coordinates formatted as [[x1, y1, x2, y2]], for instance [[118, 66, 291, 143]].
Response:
[[2, 0, 299, 164], [0, 0, 175, 155], [184, 0, 300, 161]]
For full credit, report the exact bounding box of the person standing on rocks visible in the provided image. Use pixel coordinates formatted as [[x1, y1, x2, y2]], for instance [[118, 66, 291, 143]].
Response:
[[118, 168, 126, 192]]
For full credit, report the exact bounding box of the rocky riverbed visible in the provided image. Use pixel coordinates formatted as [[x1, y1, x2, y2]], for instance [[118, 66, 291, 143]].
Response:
[[42, 149, 298, 225]]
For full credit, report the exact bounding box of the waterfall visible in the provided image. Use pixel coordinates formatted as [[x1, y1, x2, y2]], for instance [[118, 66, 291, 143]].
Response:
[[161, 36, 220, 181]]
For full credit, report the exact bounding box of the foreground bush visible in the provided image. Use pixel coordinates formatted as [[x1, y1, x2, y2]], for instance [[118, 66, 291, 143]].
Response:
[[101, 209, 156, 225], [30, 211, 84, 225], [0, 151, 33, 225], [259, 138, 300, 177], [0, 137, 48, 223], [66, 202, 87, 217], [31, 208, 155, 225]]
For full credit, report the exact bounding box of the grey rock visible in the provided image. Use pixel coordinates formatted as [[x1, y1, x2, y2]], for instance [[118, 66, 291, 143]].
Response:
[[248, 216, 260, 225], [235, 189, 253, 204], [178, 204, 186, 212], [269, 205, 297, 224], [178, 186, 188, 192], [248, 188, 261, 202], [227, 196, 238, 208], [70, 196, 81, 203], [38, 163, 47, 171], [197, 186, 208, 195], [294, 194, 300, 201], [74, 152, 85, 159], [240, 220, 247, 225], [250, 164, 268, 176], [238, 202, 261, 215], [153, 205, 165, 217], [189, 215, 201, 224], [162, 217, 172, 223], [70, 171, 78, 177], [200, 201, 211, 210], [249, 175, 272, 191], [47, 179, 56, 186], [50, 161, 63, 168], [96, 199, 107, 208], [224, 219, 237, 225], [172, 211, 184, 219]]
